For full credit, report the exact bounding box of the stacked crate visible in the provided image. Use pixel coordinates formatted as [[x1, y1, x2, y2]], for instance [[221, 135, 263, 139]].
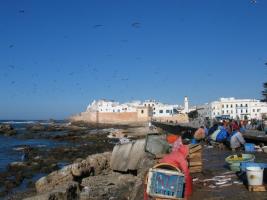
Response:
[[189, 144, 203, 173]]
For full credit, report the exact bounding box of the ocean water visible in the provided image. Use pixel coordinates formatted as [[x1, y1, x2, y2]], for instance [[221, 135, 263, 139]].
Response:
[[0, 120, 69, 172]]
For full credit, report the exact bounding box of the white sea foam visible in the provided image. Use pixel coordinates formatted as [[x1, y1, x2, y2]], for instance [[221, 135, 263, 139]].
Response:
[[2, 121, 36, 124]]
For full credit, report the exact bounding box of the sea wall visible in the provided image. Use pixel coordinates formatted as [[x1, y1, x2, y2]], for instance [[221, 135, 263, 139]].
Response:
[[153, 113, 189, 124], [70, 111, 149, 125]]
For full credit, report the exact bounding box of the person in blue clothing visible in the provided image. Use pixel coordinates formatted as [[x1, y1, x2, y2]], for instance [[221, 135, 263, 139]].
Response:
[[228, 126, 246, 151], [207, 124, 218, 136], [209, 123, 228, 143]]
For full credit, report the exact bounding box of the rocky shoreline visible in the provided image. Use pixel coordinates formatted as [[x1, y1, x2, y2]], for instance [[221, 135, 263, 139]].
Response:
[[22, 151, 155, 200], [0, 122, 151, 199]]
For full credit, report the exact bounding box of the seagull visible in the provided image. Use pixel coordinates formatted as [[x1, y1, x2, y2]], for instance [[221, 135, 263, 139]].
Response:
[[8, 65, 15, 69], [19, 9, 25, 13], [132, 22, 141, 28], [93, 24, 104, 28]]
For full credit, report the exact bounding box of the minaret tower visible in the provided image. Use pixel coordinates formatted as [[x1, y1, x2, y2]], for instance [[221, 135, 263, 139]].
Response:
[[184, 96, 189, 113]]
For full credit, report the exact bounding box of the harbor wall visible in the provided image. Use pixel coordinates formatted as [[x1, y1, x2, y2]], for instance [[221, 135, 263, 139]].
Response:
[[152, 114, 189, 124], [70, 111, 149, 124]]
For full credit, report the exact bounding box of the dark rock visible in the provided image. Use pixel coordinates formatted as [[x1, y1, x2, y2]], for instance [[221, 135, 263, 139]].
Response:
[[0, 124, 16, 135], [26, 123, 46, 132], [8, 162, 27, 171], [24, 181, 80, 200]]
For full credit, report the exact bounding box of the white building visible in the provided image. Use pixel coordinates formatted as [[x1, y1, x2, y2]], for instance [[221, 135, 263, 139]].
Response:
[[86, 99, 138, 113], [141, 100, 183, 117], [210, 97, 267, 120], [86, 99, 185, 117]]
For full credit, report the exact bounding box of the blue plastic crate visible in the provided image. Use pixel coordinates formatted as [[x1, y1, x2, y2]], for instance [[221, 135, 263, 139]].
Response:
[[244, 143, 255, 152], [147, 168, 184, 199], [240, 162, 267, 172]]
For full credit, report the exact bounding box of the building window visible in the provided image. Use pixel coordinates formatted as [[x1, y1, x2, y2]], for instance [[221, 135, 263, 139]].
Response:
[[213, 112, 215, 115], [241, 110, 243, 113], [236, 104, 238, 107], [159, 110, 163, 114], [222, 105, 224, 108], [118, 109, 120, 112], [141, 110, 144, 114], [241, 104, 243, 107], [246, 109, 248, 113], [153, 108, 155, 110], [226, 104, 229, 108], [253, 109, 255, 112], [231, 110, 233, 114], [245, 104, 248, 107], [226, 110, 229, 114], [231, 104, 233, 108], [166, 110, 170, 113], [257, 109, 260, 112], [153, 112, 155, 115], [222, 111, 224, 114]]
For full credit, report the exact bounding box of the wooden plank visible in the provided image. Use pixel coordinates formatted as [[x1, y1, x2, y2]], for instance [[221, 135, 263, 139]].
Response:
[[248, 185, 267, 192], [189, 158, 202, 163], [189, 161, 202, 167], [189, 151, 202, 159], [189, 144, 202, 154], [189, 166, 202, 173]]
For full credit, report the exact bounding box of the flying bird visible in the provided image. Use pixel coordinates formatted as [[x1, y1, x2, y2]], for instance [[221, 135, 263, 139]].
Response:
[[9, 45, 14, 48], [8, 65, 15, 69], [93, 24, 104, 28], [131, 22, 141, 28], [19, 9, 25, 13], [251, 0, 257, 3]]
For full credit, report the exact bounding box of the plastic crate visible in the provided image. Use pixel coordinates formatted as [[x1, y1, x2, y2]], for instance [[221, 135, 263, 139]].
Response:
[[146, 168, 184, 199], [245, 143, 255, 152], [240, 162, 267, 172]]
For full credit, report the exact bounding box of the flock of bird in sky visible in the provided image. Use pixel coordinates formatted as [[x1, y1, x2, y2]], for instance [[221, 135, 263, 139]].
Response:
[[2, 0, 264, 99]]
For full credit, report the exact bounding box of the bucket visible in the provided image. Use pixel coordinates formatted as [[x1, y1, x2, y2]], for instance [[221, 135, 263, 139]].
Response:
[[246, 167, 264, 186]]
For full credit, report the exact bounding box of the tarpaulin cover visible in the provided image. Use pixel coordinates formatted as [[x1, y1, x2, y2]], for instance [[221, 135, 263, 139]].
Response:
[[145, 134, 171, 156]]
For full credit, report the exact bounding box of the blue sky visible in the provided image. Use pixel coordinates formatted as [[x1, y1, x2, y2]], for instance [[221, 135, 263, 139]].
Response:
[[0, 0, 266, 119]]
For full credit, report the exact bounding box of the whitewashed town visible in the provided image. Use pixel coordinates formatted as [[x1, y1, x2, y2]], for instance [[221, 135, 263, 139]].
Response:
[[71, 97, 267, 124]]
